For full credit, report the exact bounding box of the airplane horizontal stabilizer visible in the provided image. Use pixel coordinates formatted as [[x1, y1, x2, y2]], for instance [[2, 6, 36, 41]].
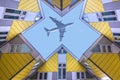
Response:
[[44, 28, 50, 36]]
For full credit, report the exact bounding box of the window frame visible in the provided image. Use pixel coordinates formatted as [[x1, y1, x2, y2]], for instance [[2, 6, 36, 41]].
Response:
[[99, 44, 112, 52], [58, 63, 66, 80], [76, 72, 86, 80], [9, 44, 22, 53], [97, 11, 118, 22], [39, 72, 47, 80]]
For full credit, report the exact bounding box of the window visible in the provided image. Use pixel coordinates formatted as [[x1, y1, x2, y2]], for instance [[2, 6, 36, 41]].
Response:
[[39, 72, 47, 80], [102, 45, 106, 52], [4, 8, 27, 20], [21, 44, 31, 52], [91, 45, 101, 52], [102, 11, 115, 16], [58, 63, 66, 79], [58, 47, 67, 54], [4, 15, 19, 19], [77, 72, 80, 79], [5, 9, 21, 14], [103, 17, 117, 21], [9, 44, 31, 53], [98, 11, 117, 21], [9, 44, 21, 52], [100, 45, 112, 52], [76, 72, 86, 79], [0, 32, 8, 35], [108, 46, 112, 52], [81, 72, 85, 79], [0, 37, 6, 39]]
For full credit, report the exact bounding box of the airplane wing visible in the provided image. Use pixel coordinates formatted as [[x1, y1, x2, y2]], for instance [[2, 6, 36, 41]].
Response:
[[49, 16, 64, 27], [59, 28, 65, 41]]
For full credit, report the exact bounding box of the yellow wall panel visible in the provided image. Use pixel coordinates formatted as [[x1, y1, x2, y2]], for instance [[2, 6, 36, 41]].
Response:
[[0, 53, 33, 80], [63, 0, 72, 9], [18, 0, 40, 12], [52, 0, 61, 9], [90, 22, 114, 42], [38, 53, 58, 72], [85, 0, 104, 13], [66, 53, 85, 72], [52, 0, 71, 9], [7, 20, 34, 41], [12, 60, 36, 80], [90, 53, 120, 80]]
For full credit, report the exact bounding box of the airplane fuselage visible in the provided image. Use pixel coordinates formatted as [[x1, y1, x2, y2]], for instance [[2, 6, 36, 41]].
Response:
[[44, 16, 73, 41]]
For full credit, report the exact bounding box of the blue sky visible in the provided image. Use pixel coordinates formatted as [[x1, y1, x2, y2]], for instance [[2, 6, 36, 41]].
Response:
[[23, 1, 100, 59]]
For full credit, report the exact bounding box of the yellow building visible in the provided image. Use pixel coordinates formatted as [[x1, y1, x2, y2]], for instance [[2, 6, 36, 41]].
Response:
[[0, 0, 42, 45], [0, 0, 120, 80]]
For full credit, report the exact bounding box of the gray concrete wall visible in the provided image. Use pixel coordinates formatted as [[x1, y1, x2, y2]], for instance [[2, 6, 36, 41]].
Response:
[[0, 0, 19, 9], [0, 20, 12, 26], [109, 22, 120, 28], [104, 1, 120, 11]]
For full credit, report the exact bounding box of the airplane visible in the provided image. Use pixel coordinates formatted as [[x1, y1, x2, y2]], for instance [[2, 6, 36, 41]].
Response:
[[44, 16, 73, 41]]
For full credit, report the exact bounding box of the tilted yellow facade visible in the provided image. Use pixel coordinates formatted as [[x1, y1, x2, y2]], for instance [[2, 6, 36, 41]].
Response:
[[38, 53, 58, 72], [7, 20, 34, 41], [12, 60, 36, 80], [84, 0, 104, 13], [66, 53, 85, 72], [0, 53, 34, 80], [18, 0, 40, 12], [90, 53, 120, 80], [52, 0, 72, 9], [90, 22, 114, 42]]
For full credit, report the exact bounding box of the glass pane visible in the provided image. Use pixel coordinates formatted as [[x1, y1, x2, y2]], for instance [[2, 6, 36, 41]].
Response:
[[108, 46, 111, 52], [77, 72, 80, 79], [113, 33, 120, 36], [44, 73, 47, 79], [0, 32, 8, 35], [92, 45, 100, 52], [63, 64, 66, 67], [81, 72, 85, 79], [102, 46, 106, 52], [21, 44, 31, 53], [98, 18, 102, 21], [39, 73, 42, 79], [103, 17, 117, 21], [16, 45, 20, 52], [102, 11, 115, 16], [58, 68, 61, 79], [63, 68, 66, 79], [5, 9, 21, 14], [4, 15, 19, 19], [10, 45, 14, 52], [59, 64, 61, 67], [0, 37, 6, 39]]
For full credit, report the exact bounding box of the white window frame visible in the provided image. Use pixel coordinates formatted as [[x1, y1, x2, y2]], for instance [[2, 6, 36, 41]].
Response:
[[99, 44, 112, 52], [97, 11, 118, 22], [38, 72, 47, 80], [58, 63, 67, 80], [9, 44, 22, 53], [3, 7, 27, 20], [76, 72, 86, 80]]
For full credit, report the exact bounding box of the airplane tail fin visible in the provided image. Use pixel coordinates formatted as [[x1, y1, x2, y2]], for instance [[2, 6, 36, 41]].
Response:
[[44, 28, 50, 36]]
